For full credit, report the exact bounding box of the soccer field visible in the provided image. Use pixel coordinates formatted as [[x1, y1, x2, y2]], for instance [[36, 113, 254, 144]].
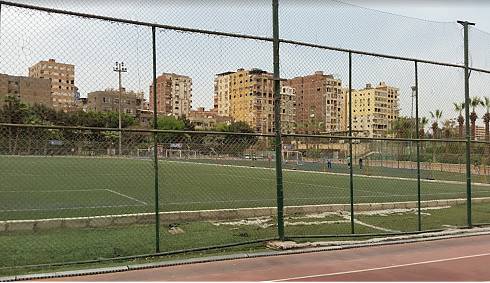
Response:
[[2, 155, 490, 221]]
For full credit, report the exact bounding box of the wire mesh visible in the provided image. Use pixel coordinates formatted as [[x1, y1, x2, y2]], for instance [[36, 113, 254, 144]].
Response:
[[281, 135, 351, 236], [0, 125, 156, 269], [1, 0, 490, 277]]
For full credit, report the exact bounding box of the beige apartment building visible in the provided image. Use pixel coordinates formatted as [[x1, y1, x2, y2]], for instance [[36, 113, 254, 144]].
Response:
[[149, 73, 192, 118], [86, 89, 143, 116], [0, 73, 51, 107], [341, 82, 400, 138], [28, 59, 76, 111], [214, 71, 233, 116], [287, 71, 342, 134], [213, 68, 296, 134]]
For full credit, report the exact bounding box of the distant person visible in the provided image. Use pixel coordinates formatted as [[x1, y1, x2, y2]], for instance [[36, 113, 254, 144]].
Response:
[[359, 158, 363, 170]]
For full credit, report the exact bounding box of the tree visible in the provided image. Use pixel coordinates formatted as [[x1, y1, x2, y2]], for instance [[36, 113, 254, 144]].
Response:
[[391, 116, 415, 138], [153, 115, 186, 144], [219, 121, 258, 155], [442, 119, 456, 138], [469, 97, 483, 140], [429, 110, 442, 138], [483, 97, 490, 142], [453, 102, 465, 138], [419, 117, 428, 138]]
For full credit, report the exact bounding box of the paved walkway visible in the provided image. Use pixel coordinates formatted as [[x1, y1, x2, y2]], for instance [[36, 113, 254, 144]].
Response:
[[64, 235, 490, 281]]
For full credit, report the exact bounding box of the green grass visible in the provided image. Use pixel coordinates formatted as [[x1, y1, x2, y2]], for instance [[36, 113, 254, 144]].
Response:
[[1, 203, 489, 276], [1, 155, 489, 276], [2, 155, 490, 220]]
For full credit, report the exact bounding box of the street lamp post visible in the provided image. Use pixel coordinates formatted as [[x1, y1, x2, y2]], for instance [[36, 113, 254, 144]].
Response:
[[113, 62, 127, 155]]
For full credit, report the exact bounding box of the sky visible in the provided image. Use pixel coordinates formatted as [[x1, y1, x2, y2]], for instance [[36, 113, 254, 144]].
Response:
[[343, 0, 490, 32], [1, 0, 490, 126]]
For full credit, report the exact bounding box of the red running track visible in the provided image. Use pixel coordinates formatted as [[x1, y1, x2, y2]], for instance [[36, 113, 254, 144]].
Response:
[[63, 234, 490, 281]]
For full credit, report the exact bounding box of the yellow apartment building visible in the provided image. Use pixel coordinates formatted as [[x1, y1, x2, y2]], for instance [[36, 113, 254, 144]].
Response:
[[341, 82, 399, 138], [214, 68, 296, 134]]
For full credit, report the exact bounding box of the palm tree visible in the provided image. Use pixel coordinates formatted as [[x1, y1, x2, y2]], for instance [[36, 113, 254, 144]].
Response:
[[453, 102, 465, 138], [429, 110, 442, 138], [483, 97, 490, 142], [470, 97, 483, 140], [442, 119, 455, 138], [419, 117, 428, 138]]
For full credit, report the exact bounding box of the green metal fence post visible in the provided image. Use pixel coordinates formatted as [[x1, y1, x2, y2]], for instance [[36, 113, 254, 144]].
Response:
[[348, 51, 355, 234], [272, 0, 285, 241], [415, 60, 421, 231], [152, 26, 161, 252], [458, 20, 475, 228]]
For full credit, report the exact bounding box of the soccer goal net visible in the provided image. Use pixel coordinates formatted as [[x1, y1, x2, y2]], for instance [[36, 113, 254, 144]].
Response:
[[136, 148, 198, 159], [165, 149, 198, 159], [283, 150, 303, 165], [136, 148, 153, 159]]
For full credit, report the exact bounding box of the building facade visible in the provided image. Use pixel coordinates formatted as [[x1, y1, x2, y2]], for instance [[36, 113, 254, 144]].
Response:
[[86, 89, 143, 116], [28, 59, 76, 111], [188, 107, 233, 130], [213, 68, 296, 134], [475, 125, 486, 141], [287, 71, 342, 134], [214, 71, 233, 116], [341, 82, 400, 138], [149, 73, 192, 118], [0, 73, 52, 107]]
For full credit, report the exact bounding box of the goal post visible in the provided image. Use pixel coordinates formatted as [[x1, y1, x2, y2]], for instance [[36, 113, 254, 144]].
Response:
[[282, 150, 303, 165], [165, 149, 198, 159], [136, 148, 198, 159]]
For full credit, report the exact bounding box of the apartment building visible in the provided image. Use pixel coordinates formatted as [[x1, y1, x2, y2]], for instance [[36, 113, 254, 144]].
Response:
[[188, 107, 233, 130], [214, 71, 233, 116], [341, 82, 400, 138], [287, 71, 342, 134], [0, 73, 51, 107], [28, 59, 76, 111], [149, 73, 192, 118], [214, 68, 296, 134], [86, 89, 143, 116]]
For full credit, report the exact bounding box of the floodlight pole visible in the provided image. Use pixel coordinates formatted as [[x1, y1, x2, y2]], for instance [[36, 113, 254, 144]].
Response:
[[457, 20, 475, 228], [113, 62, 127, 155]]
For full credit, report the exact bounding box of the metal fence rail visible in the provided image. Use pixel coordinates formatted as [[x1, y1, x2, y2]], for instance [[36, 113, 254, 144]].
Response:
[[1, 0, 490, 276]]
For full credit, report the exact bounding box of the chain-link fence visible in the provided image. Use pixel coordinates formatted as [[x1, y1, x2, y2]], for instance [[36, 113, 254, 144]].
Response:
[[1, 0, 490, 276]]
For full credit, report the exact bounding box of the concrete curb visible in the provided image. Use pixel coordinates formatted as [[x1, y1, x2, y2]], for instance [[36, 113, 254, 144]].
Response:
[[2, 197, 490, 232]]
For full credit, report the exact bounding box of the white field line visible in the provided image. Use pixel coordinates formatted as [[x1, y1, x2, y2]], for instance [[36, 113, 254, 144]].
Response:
[[0, 204, 145, 213], [0, 189, 106, 193], [4, 155, 489, 187], [0, 189, 147, 212], [339, 214, 399, 233], [161, 159, 490, 187], [176, 172, 490, 196], [105, 189, 148, 205], [271, 252, 490, 281], [354, 219, 400, 233]]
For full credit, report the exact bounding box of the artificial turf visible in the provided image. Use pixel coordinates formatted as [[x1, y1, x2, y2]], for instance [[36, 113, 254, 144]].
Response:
[[1, 155, 490, 220]]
